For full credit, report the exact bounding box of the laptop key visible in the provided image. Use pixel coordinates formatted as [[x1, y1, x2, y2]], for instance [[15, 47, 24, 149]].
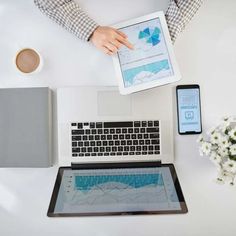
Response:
[[134, 121, 141, 127], [122, 128, 127, 133], [98, 129, 103, 134], [104, 129, 109, 134], [116, 129, 121, 134], [96, 122, 103, 128], [123, 152, 128, 155], [147, 128, 158, 133], [129, 152, 134, 155], [110, 129, 115, 134], [115, 140, 120, 146], [77, 123, 83, 129], [72, 153, 78, 157], [151, 139, 159, 144], [72, 148, 80, 153], [135, 152, 141, 155], [127, 140, 132, 145], [85, 153, 90, 156], [72, 142, 77, 147], [72, 136, 81, 141], [78, 141, 83, 146]]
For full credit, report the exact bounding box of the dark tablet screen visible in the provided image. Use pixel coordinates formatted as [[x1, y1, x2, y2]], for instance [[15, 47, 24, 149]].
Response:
[[48, 163, 187, 216]]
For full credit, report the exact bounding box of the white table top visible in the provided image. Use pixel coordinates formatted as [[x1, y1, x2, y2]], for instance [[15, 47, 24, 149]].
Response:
[[1, 0, 236, 235]]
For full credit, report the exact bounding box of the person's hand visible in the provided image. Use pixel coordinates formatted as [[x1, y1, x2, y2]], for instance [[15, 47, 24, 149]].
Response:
[[90, 26, 134, 55]]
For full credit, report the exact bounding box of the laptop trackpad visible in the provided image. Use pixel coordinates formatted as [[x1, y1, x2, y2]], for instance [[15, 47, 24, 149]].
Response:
[[97, 91, 132, 116]]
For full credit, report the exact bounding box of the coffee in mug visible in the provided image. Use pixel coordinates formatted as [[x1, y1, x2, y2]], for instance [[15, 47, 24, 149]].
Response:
[[15, 48, 42, 74]]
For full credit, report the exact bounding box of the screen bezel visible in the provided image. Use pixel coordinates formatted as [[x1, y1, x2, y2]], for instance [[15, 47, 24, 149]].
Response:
[[47, 162, 188, 217], [111, 11, 181, 95], [176, 84, 202, 135]]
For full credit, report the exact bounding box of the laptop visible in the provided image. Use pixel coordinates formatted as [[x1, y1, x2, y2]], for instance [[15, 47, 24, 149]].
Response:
[[48, 86, 188, 216]]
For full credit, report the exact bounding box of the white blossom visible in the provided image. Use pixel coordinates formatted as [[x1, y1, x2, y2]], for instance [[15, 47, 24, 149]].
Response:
[[219, 136, 230, 148], [223, 160, 236, 173], [196, 134, 204, 143], [209, 152, 222, 166], [218, 147, 229, 157], [229, 128, 236, 141], [200, 142, 212, 156], [207, 126, 218, 135], [229, 144, 236, 156], [210, 132, 221, 144]]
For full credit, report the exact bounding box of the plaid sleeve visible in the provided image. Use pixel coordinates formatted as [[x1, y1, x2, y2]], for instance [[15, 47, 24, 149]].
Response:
[[34, 0, 99, 41], [165, 0, 203, 43]]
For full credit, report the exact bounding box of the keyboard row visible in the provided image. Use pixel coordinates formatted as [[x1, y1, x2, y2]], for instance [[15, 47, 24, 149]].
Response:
[[72, 139, 160, 147], [71, 127, 159, 135], [71, 121, 159, 129], [72, 150, 160, 157]]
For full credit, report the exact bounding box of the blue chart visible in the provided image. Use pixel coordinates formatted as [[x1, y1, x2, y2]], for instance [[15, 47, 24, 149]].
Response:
[[138, 27, 161, 46], [123, 59, 170, 87], [75, 174, 164, 192], [118, 21, 173, 88]]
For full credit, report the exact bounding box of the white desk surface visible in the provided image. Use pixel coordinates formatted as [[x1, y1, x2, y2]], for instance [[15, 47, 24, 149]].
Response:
[[1, 0, 236, 235]]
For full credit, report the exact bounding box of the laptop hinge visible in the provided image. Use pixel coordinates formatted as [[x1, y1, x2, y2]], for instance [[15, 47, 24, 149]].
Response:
[[71, 161, 162, 170]]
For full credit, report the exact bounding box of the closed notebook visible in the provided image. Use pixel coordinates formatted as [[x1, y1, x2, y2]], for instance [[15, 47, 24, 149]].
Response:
[[0, 87, 52, 167]]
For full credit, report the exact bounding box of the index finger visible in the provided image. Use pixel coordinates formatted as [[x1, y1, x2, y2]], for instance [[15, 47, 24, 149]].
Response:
[[116, 34, 134, 50]]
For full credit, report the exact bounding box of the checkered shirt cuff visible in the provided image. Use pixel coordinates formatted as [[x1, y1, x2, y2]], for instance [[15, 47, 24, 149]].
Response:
[[165, 0, 203, 43]]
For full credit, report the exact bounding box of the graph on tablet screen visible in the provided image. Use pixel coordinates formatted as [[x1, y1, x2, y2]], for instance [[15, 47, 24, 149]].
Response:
[[118, 18, 174, 88]]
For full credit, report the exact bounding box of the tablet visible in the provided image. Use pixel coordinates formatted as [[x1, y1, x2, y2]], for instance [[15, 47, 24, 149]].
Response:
[[47, 162, 188, 217], [112, 12, 181, 95]]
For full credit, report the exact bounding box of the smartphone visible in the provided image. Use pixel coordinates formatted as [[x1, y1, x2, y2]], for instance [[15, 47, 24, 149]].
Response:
[[176, 84, 202, 135]]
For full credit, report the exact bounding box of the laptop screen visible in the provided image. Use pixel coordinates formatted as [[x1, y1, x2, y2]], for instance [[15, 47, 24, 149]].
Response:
[[48, 163, 187, 216]]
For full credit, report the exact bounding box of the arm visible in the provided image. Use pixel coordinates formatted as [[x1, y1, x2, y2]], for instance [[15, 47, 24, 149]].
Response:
[[34, 0, 98, 41], [165, 0, 203, 43], [34, 0, 133, 54]]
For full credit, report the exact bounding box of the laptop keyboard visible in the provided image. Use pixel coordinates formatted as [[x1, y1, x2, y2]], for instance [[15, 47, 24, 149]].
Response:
[[71, 121, 160, 157]]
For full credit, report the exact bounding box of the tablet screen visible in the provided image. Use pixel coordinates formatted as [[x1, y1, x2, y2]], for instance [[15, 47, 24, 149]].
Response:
[[48, 164, 187, 216], [117, 17, 174, 88]]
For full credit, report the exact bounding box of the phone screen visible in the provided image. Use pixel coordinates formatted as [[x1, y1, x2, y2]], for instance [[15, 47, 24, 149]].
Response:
[[176, 86, 202, 134]]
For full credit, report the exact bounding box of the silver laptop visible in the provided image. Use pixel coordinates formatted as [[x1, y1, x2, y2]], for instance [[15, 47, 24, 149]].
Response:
[[57, 86, 174, 166]]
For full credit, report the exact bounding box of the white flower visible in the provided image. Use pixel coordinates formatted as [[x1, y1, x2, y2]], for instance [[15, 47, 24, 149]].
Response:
[[229, 128, 236, 141], [218, 147, 229, 157], [219, 136, 230, 148], [207, 126, 218, 135], [210, 132, 221, 144], [197, 134, 204, 143], [209, 152, 222, 166], [229, 144, 236, 156], [200, 142, 212, 156], [223, 160, 236, 173]]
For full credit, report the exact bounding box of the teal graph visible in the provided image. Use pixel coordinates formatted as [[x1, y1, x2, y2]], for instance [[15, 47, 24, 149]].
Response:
[[75, 174, 164, 192], [138, 27, 161, 46]]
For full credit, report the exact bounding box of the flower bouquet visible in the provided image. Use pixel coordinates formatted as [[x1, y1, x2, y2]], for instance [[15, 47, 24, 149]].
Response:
[[197, 117, 236, 185]]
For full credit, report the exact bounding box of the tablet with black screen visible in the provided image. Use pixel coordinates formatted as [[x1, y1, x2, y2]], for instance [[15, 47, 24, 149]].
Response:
[[48, 162, 187, 217]]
